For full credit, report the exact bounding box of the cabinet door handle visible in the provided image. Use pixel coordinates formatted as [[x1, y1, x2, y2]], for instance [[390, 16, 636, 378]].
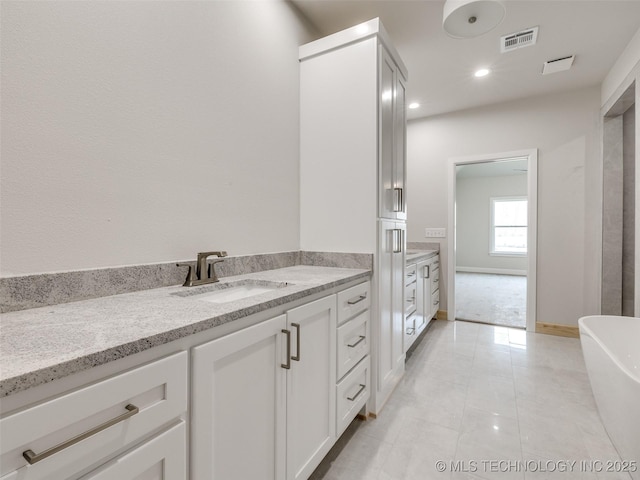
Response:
[[424, 265, 430, 279], [281, 329, 291, 369], [392, 229, 402, 253], [347, 384, 366, 402], [393, 187, 403, 212], [347, 335, 366, 348], [23, 404, 139, 465], [406, 327, 415, 335], [433, 300, 439, 306], [291, 323, 301, 362], [347, 293, 367, 305]]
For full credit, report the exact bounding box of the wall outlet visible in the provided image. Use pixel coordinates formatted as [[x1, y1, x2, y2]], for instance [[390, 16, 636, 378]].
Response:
[[425, 228, 446, 238]]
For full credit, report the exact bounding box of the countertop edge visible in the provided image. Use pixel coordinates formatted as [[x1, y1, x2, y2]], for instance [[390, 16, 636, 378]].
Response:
[[1, 269, 371, 398]]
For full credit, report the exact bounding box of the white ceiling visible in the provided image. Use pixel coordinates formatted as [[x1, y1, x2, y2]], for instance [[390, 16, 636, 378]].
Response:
[[291, 0, 640, 119]]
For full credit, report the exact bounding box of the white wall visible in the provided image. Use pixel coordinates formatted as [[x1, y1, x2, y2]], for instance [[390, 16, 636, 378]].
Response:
[[602, 27, 640, 108], [0, 1, 314, 276], [407, 87, 601, 327], [456, 174, 528, 273]]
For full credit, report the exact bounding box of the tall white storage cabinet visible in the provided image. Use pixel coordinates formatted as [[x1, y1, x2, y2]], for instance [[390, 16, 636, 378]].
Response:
[[299, 18, 408, 414]]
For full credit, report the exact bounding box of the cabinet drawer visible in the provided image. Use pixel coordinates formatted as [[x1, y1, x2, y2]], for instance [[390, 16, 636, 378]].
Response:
[[431, 267, 440, 293], [336, 281, 371, 325], [80, 421, 186, 479], [0, 352, 187, 480], [336, 310, 370, 380], [405, 263, 417, 285], [336, 356, 370, 437], [432, 289, 440, 312], [405, 281, 417, 317], [404, 314, 417, 351]]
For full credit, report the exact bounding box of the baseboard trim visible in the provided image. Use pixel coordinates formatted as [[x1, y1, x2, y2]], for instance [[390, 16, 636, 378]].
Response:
[[535, 322, 580, 338], [456, 267, 527, 276], [436, 310, 448, 320]]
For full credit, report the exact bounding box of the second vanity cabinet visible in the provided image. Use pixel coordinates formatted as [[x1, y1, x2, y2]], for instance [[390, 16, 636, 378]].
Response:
[[404, 253, 440, 353]]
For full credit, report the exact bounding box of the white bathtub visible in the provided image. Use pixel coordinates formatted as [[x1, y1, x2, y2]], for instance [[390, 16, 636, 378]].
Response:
[[579, 315, 640, 478]]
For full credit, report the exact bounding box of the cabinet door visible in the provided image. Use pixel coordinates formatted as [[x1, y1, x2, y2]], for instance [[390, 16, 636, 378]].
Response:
[[394, 71, 407, 220], [79, 422, 186, 480], [379, 46, 396, 219], [376, 220, 405, 410], [286, 296, 336, 480], [192, 315, 287, 480]]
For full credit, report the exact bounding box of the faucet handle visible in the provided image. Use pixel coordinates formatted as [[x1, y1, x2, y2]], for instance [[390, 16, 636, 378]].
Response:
[[176, 263, 195, 287]]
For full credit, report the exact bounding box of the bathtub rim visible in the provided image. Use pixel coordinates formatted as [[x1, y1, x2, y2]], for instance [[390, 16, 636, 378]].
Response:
[[578, 315, 640, 384]]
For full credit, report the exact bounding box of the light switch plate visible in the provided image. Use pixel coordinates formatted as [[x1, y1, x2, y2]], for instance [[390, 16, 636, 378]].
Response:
[[425, 228, 446, 238]]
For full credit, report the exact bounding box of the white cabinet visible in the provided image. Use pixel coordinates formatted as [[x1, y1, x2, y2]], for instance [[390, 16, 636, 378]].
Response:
[[286, 296, 337, 480], [0, 353, 187, 480], [377, 220, 405, 408], [415, 259, 430, 336], [80, 422, 186, 480], [379, 46, 407, 221], [429, 255, 441, 319], [299, 18, 408, 415], [191, 295, 337, 480], [335, 282, 371, 437], [191, 314, 287, 480]]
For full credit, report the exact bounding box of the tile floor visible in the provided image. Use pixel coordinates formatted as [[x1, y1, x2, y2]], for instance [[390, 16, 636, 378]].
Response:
[[455, 273, 527, 329], [314, 320, 630, 480]]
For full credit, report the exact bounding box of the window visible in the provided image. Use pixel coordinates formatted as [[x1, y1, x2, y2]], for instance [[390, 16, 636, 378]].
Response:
[[491, 197, 527, 255]]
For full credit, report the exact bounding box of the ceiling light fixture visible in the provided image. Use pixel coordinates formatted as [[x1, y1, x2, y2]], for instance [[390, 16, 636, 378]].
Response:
[[443, 0, 506, 39], [474, 68, 490, 77], [408, 102, 420, 109]]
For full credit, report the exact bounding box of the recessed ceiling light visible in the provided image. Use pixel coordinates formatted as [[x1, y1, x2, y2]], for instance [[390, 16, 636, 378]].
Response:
[[474, 68, 490, 77], [409, 102, 420, 109]]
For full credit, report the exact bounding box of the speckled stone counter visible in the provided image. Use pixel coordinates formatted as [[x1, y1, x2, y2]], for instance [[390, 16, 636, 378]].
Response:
[[406, 249, 439, 264], [0, 265, 370, 397]]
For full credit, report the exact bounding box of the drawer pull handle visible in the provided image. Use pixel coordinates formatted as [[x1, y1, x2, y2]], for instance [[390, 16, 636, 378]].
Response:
[[434, 300, 439, 305], [22, 404, 139, 465], [407, 271, 416, 277], [291, 323, 301, 362], [347, 335, 366, 348], [406, 327, 415, 335], [282, 329, 291, 369], [347, 384, 366, 402], [347, 293, 367, 305]]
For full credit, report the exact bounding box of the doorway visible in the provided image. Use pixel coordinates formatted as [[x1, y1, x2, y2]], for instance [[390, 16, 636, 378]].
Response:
[[447, 150, 538, 332]]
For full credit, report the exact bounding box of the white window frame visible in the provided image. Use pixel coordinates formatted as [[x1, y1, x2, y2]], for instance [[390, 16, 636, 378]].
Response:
[[490, 196, 528, 257]]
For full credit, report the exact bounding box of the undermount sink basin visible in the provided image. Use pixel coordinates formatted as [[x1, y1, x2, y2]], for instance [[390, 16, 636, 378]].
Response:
[[174, 279, 289, 304]]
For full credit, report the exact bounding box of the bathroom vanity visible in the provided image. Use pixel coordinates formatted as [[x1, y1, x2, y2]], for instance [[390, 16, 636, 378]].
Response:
[[404, 250, 440, 352], [0, 266, 371, 480]]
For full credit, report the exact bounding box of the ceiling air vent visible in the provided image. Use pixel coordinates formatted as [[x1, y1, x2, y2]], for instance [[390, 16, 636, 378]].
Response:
[[542, 55, 575, 75], [501, 26, 539, 53]]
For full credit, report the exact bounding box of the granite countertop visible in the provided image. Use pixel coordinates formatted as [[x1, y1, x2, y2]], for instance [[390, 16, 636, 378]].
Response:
[[0, 265, 370, 398], [406, 249, 439, 264]]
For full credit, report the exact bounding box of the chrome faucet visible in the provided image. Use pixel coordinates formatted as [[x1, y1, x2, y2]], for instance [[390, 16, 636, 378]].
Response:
[[177, 251, 227, 287]]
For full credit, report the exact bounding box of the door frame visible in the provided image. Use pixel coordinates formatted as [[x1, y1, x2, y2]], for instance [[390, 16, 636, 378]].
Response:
[[447, 149, 538, 332]]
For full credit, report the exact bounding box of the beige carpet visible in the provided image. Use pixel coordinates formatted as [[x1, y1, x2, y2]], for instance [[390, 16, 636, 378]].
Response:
[[455, 272, 526, 328]]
